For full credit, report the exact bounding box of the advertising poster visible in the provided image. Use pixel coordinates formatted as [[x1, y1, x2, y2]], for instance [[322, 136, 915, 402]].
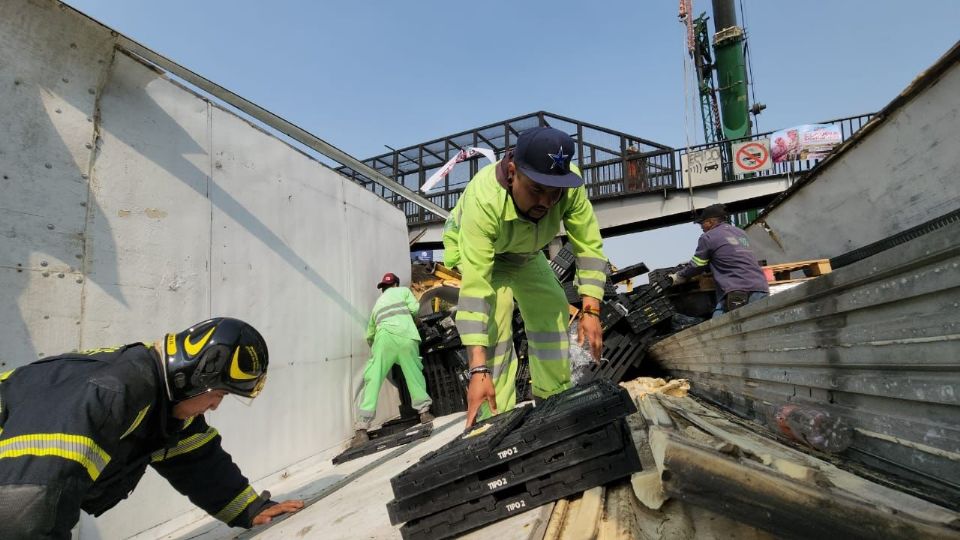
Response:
[[770, 124, 842, 162]]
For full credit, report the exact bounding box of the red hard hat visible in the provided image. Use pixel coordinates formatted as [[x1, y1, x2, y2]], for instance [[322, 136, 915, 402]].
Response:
[[377, 272, 399, 289]]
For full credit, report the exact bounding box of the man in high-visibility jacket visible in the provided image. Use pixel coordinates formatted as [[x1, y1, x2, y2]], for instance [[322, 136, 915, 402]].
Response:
[[350, 273, 434, 448], [0, 317, 303, 540], [443, 126, 608, 427]]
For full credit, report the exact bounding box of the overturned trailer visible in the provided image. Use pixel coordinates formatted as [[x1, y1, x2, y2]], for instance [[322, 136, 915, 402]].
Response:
[[1, 0, 958, 537]]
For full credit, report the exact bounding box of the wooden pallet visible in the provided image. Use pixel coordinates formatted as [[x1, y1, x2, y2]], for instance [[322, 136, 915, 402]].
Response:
[[764, 259, 832, 282], [694, 259, 832, 291]]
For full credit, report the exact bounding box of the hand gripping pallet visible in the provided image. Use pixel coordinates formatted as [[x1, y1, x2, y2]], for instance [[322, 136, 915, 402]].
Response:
[[390, 380, 636, 500]]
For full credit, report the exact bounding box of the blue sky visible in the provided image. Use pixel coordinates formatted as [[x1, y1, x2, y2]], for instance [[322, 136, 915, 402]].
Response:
[[64, 0, 959, 271]]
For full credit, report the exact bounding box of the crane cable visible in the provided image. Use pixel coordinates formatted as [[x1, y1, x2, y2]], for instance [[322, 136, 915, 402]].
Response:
[[679, 0, 698, 213], [739, 0, 760, 133]]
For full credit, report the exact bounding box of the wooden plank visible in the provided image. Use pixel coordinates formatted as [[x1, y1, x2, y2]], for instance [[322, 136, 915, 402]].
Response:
[[543, 499, 571, 540], [562, 487, 605, 540]]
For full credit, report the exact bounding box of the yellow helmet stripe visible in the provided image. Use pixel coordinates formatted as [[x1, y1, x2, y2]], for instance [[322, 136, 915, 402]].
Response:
[[229, 347, 258, 380], [184, 326, 217, 357]]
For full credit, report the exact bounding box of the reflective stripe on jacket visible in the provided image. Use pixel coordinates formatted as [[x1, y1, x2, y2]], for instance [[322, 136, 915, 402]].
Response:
[[678, 222, 769, 295], [365, 286, 421, 344], [0, 344, 272, 536]]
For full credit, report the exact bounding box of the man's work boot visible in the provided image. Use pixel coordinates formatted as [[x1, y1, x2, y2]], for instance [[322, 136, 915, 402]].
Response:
[[349, 429, 369, 449], [419, 411, 435, 424]]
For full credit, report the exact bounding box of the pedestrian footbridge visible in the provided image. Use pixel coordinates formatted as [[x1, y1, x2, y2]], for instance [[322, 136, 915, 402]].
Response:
[[336, 111, 874, 249]]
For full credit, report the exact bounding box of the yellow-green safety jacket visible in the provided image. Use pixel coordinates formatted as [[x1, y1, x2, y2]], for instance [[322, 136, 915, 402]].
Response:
[[365, 286, 421, 345], [443, 158, 607, 348]]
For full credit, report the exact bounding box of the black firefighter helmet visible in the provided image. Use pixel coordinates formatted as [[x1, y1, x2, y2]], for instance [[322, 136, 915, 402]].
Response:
[[162, 317, 268, 402]]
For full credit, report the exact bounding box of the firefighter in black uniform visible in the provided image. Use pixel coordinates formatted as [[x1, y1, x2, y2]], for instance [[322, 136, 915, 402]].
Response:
[[0, 317, 303, 539]]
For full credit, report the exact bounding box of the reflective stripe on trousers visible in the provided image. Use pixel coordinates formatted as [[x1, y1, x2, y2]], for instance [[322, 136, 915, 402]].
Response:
[[473, 253, 572, 421]]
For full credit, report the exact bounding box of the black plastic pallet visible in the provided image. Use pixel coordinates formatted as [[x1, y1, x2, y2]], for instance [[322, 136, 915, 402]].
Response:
[[625, 279, 670, 307], [393, 406, 531, 489], [549, 243, 576, 283], [648, 267, 680, 289], [375, 416, 422, 438], [564, 279, 617, 302], [391, 380, 636, 500], [511, 306, 531, 399], [608, 262, 649, 284], [399, 431, 642, 540], [581, 330, 657, 383], [599, 295, 632, 332], [422, 349, 469, 416], [624, 297, 674, 334], [649, 273, 673, 292], [332, 422, 433, 464], [417, 312, 447, 326], [515, 356, 533, 403], [603, 280, 619, 299], [562, 281, 581, 305], [387, 420, 625, 524]]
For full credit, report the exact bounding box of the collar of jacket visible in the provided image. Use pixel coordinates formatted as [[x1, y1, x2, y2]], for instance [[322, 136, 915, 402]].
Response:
[[494, 150, 521, 222]]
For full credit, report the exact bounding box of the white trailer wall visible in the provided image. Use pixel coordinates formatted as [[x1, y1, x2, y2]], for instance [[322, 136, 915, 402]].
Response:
[[744, 47, 960, 263], [0, 1, 409, 538]]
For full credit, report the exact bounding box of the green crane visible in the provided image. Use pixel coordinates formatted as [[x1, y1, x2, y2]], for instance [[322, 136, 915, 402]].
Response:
[[680, 0, 761, 142], [711, 0, 751, 140]]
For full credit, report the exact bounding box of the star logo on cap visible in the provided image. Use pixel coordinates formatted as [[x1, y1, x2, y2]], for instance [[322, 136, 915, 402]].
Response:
[[547, 146, 569, 171]]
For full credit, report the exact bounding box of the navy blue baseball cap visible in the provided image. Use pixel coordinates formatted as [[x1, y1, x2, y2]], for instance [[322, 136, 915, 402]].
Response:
[[513, 127, 583, 188], [694, 204, 728, 223]]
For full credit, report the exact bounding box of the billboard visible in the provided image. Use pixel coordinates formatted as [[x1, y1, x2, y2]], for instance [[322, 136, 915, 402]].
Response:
[[770, 124, 842, 163]]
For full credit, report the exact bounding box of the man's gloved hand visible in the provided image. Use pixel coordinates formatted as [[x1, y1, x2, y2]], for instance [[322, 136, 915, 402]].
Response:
[[668, 273, 687, 286]]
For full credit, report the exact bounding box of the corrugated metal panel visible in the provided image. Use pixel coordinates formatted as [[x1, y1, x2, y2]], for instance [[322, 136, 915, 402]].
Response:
[[649, 221, 960, 509]]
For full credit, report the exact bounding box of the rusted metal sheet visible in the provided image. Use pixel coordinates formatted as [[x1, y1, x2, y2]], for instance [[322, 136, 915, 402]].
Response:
[[649, 220, 960, 509]]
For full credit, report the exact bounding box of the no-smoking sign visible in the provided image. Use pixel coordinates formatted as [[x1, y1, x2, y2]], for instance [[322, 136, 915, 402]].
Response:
[[732, 139, 772, 174]]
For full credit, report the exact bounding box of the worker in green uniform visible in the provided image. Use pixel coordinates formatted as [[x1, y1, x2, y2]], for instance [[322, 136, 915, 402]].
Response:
[[350, 273, 434, 448], [0, 317, 303, 539], [443, 126, 608, 428]]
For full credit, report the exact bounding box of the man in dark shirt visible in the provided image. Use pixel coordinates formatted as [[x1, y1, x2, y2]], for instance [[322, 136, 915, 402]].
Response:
[[0, 317, 303, 539], [671, 204, 769, 318]]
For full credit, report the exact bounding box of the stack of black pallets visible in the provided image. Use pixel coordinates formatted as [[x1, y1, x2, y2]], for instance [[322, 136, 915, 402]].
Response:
[[579, 274, 675, 384], [418, 312, 461, 354], [422, 348, 469, 416], [416, 312, 469, 416], [580, 329, 658, 384], [548, 242, 577, 283], [552, 244, 620, 305], [387, 380, 641, 539]]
